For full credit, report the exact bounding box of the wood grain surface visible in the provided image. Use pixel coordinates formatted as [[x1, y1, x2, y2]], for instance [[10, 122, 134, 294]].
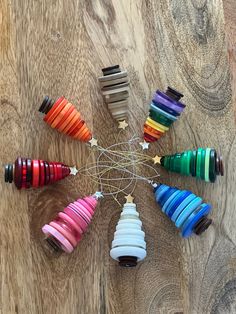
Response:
[[0, 0, 235, 313]]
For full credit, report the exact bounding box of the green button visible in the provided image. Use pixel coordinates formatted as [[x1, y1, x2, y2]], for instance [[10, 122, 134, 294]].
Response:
[[170, 155, 175, 171], [149, 109, 172, 127], [173, 153, 181, 172], [185, 150, 192, 176], [204, 148, 211, 182], [180, 151, 189, 175], [190, 150, 197, 177], [200, 149, 206, 180], [164, 156, 170, 170], [196, 148, 203, 179]]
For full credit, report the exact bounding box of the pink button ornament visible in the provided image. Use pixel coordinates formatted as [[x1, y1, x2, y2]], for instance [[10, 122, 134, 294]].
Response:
[[42, 195, 98, 253]]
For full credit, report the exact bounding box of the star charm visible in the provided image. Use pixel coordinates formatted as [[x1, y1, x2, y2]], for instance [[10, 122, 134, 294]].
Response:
[[125, 194, 134, 203], [139, 141, 149, 150], [93, 191, 104, 199], [69, 166, 78, 176], [153, 155, 161, 164], [118, 120, 129, 130], [89, 138, 98, 147]]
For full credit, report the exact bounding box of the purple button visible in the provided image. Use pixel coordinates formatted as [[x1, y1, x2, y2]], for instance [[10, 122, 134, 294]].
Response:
[[159, 91, 185, 108], [153, 91, 185, 113]]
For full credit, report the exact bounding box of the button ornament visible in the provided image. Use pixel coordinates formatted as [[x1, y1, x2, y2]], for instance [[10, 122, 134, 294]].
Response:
[[110, 199, 146, 267], [154, 183, 213, 237], [4, 157, 76, 189], [144, 87, 185, 142], [98, 65, 129, 122], [42, 194, 100, 253], [39, 96, 92, 142], [160, 148, 224, 182]]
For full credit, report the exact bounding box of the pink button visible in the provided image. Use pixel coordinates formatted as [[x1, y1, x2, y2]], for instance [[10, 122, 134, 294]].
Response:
[[73, 202, 92, 220], [69, 203, 90, 225], [79, 199, 95, 215], [50, 221, 77, 248], [42, 224, 73, 253], [64, 207, 87, 232], [83, 196, 97, 212], [58, 212, 82, 241]]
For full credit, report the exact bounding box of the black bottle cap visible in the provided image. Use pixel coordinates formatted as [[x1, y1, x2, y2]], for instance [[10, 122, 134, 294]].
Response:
[[45, 237, 63, 253], [39, 96, 54, 114], [166, 86, 184, 101], [44, 98, 54, 114], [102, 65, 121, 76], [193, 216, 212, 235], [4, 164, 9, 182], [39, 96, 49, 113], [4, 164, 13, 183], [119, 256, 137, 267]]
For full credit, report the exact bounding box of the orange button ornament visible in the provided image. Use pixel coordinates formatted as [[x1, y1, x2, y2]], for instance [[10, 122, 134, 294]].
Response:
[[39, 96, 92, 142]]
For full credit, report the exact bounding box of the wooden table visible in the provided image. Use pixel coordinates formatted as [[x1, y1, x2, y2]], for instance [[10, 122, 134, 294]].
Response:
[[0, 1, 235, 313]]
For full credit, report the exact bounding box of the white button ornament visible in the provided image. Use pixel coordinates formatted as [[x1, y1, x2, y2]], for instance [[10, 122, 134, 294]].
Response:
[[110, 202, 147, 267]]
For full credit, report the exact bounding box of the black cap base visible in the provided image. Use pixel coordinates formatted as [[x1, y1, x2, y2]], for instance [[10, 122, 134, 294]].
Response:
[[194, 216, 212, 235], [102, 65, 121, 76], [45, 237, 63, 254], [4, 164, 13, 183], [166, 86, 184, 101], [118, 256, 137, 267], [39, 96, 54, 114]]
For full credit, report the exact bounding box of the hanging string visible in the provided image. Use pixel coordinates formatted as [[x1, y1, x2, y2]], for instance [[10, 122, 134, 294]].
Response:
[[79, 136, 160, 201]]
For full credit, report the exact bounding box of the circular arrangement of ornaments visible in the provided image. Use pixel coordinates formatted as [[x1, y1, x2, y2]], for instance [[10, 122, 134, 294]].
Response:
[[4, 64, 224, 268]]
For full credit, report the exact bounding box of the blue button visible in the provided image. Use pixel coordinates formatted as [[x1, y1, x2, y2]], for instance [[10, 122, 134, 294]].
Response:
[[158, 187, 178, 207], [166, 190, 191, 218], [152, 100, 180, 116], [171, 193, 196, 223], [154, 184, 169, 203], [162, 190, 182, 213], [150, 104, 177, 121], [175, 197, 202, 228]]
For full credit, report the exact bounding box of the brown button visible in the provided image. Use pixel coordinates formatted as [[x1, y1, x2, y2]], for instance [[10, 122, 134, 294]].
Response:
[[219, 156, 224, 176]]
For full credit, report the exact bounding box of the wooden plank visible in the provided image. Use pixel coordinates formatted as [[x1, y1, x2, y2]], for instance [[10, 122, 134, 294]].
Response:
[[0, 0, 235, 313]]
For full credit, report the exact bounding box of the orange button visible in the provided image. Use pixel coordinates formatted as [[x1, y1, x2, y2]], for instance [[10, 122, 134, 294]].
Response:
[[46, 98, 68, 125], [44, 96, 65, 122], [51, 103, 73, 129]]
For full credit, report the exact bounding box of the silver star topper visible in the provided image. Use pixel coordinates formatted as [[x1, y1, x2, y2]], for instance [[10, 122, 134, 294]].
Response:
[[139, 141, 150, 150], [70, 166, 79, 176], [89, 138, 98, 147], [93, 191, 104, 199]]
